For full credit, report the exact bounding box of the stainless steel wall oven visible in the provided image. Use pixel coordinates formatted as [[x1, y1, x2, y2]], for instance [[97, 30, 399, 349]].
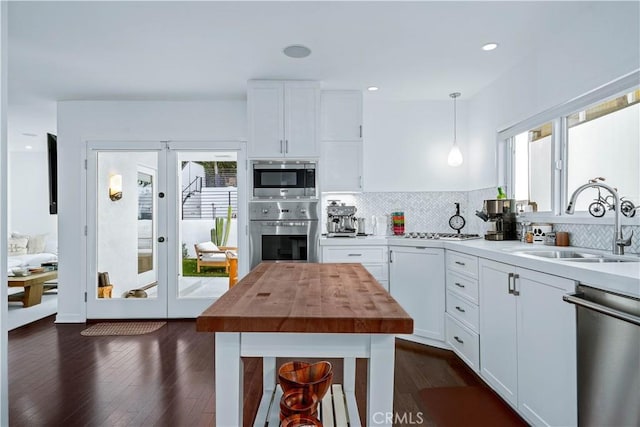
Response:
[[249, 201, 319, 269], [252, 160, 316, 199]]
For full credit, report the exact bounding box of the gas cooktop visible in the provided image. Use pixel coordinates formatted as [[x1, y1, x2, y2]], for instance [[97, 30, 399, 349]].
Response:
[[401, 232, 482, 241]]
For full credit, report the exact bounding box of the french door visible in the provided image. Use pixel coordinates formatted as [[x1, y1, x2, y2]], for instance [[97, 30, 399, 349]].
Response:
[[86, 141, 246, 319]]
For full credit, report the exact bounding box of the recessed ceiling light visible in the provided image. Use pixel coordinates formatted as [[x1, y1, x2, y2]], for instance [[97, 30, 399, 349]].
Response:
[[21, 132, 37, 137], [482, 42, 499, 51], [25, 145, 33, 150], [283, 45, 312, 59], [367, 86, 379, 92]]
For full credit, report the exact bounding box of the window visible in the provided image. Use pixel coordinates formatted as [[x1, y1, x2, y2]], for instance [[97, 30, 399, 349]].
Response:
[[566, 91, 640, 212], [512, 122, 553, 212], [503, 72, 639, 219]]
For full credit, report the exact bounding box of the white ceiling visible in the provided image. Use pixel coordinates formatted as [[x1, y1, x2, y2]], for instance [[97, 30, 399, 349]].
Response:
[[7, 1, 602, 151]]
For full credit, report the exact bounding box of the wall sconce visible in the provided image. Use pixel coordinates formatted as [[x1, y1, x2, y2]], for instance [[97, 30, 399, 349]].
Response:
[[109, 174, 123, 201]]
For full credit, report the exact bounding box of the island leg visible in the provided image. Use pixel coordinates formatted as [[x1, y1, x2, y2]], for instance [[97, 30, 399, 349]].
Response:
[[215, 332, 243, 426], [367, 334, 395, 426]]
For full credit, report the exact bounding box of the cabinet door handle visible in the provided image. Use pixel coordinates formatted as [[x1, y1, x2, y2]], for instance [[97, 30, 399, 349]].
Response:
[[280, 140, 283, 153], [454, 282, 465, 288], [508, 272, 514, 294], [455, 306, 466, 313], [359, 125, 362, 138], [285, 140, 289, 153], [455, 261, 465, 266], [347, 253, 362, 257], [513, 273, 520, 296], [359, 175, 362, 189], [454, 336, 464, 344], [389, 250, 393, 263]]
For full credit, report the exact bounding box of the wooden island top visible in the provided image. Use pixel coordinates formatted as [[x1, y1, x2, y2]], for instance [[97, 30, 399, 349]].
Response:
[[196, 262, 413, 334]]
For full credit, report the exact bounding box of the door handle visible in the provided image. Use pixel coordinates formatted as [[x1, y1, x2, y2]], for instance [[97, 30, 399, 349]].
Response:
[[157, 237, 165, 243], [512, 273, 520, 296], [454, 336, 464, 344], [508, 272, 514, 294], [455, 306, 466, 313], [454, 282, 465, 288]]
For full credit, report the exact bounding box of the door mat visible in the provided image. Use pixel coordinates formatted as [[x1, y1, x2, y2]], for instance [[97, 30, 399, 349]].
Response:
[[80, 321, 166, 336], [419, 386, 527, 427]]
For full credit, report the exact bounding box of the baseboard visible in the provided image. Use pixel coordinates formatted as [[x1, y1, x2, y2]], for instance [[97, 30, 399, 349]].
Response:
[[55, 312, 86, 323]]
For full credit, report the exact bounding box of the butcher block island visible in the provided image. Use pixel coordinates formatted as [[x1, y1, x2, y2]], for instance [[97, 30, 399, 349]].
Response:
[[197, 263, 413, 426]]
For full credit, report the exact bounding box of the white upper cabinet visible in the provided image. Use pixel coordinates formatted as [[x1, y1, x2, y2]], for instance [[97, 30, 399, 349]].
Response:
[[320, 90, 363, 192], [321, 90, 362, 141], [248, 80, 320, 158], [321, 141, 363, 192]]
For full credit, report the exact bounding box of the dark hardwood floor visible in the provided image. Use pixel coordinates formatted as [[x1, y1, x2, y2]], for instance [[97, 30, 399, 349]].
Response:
[[9, 317, 524, 426]]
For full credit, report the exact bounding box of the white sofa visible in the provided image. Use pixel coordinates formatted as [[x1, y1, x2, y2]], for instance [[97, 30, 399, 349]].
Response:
[[7, 232, 57, 274]]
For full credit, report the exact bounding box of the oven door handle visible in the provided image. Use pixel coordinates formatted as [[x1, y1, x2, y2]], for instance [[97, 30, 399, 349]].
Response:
[[563, 293, 640, 326]]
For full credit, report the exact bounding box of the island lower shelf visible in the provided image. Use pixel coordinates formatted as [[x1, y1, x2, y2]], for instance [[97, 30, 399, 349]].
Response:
[[255, 383, 356, 427]]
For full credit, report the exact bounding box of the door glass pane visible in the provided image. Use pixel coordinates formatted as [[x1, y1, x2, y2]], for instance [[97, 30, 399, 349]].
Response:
[[567, 89, 640, 213], [97, 152, 158, 299], [513, 122, 553, 212], [178, 152, 237, 299]]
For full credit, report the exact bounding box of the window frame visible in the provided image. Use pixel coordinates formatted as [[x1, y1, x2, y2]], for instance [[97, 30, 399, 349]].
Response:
[[499, 69, 640, 225]]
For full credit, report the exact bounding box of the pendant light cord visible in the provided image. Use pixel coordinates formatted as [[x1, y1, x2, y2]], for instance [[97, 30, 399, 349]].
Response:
[[449, 92, 460, 145]]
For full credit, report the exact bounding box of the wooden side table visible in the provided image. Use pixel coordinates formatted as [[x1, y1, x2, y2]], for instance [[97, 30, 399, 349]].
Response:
[[98, 285, 113, 298]]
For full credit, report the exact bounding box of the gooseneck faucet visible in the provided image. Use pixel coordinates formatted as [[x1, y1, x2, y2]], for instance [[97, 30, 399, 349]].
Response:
[[566, 179, 633, 255]]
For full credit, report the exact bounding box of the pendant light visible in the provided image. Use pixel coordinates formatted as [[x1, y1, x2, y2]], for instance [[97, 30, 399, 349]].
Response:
[[447, 92, 464, 167]]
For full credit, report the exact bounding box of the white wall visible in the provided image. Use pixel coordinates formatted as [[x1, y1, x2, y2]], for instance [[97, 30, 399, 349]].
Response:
[[56, 101, 246, 322], [0, 1, 8, 424], [363, 98, 469, 191], [8, 151, 57, 236], [467, 2, 640, 189]]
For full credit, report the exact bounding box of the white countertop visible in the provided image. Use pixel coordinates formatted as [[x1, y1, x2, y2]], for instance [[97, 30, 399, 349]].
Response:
[[321, 235, 640, 297]]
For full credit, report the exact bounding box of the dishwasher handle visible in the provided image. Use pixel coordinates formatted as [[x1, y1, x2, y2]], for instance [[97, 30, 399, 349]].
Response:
[[563, 293, 640, 326]]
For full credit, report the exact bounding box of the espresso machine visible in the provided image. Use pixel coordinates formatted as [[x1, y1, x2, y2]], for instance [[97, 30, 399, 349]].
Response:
[[326, 200, 358, 237], [475, 199, 517, 240]]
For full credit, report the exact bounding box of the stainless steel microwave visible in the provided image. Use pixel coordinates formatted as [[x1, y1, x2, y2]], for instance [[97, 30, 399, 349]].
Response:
[[252, 160, 317, 199]]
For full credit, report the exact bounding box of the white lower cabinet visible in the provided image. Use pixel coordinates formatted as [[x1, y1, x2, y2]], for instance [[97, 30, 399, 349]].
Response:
[[389, 246, 445, 343], [321, 244, 388, 290], [479, 259, 577, 426]]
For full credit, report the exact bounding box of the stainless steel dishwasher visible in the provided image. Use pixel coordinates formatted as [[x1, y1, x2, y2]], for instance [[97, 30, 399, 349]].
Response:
[[563, 285, 640, 426]]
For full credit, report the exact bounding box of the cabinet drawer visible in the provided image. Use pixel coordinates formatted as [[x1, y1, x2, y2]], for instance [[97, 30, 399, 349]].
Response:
[[446, 314, 480, 372], [446, 270, 479, 304], [322, 246, 387, 263], [446, 290, 479, 332], [446, 251, 478, 279], [361, 262, 388, 282]]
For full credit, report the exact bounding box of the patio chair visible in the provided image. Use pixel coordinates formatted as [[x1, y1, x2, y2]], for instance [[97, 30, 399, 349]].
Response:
[[194, 242, 237, 273]]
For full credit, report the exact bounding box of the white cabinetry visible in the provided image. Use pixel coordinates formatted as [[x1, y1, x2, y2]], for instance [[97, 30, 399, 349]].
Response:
[[389, 246, 445, 344], [321, 141, 362, 192], [321, 90, 362, 141], [320, 90, 363, 192], [479, 259, 577, 427], [445, 251, 480, 372], [248, 80, 320, 159], [321, 244, 388, 291]]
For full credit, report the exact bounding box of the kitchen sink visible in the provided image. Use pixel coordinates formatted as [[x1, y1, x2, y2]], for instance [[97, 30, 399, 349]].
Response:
[[562, 257, 637, 263], [513, 250, 600, 259], [513, 250, 639, 263]]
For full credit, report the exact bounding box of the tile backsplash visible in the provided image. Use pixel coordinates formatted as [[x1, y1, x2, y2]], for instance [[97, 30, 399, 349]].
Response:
[[322, 187, 640, 255]]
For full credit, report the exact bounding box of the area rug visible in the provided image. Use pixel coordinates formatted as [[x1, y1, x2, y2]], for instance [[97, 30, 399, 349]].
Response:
[[80, 321, 166, 336], [419, 386, 527, 427]]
